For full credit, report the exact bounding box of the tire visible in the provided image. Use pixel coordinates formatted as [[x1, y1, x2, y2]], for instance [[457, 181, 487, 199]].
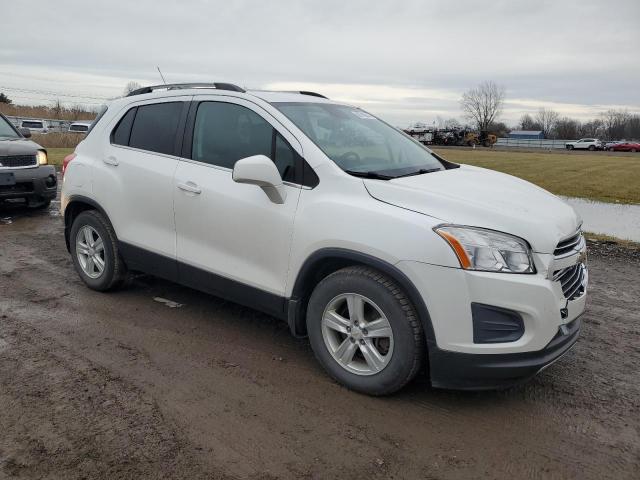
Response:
[[566, 145, 574, 150], [588, 145, 595, 151], [306, 266, 425, 395], [70, 210, 127, 291], [631, 148, 637, 153]]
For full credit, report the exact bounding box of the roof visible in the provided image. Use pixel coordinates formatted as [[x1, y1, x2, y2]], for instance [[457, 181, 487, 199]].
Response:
[[510, 130, 543, 135]]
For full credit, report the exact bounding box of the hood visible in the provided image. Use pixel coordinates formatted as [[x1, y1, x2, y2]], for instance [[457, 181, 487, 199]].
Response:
[[364, 165, 581, 253], [0, 138, 44, 157]]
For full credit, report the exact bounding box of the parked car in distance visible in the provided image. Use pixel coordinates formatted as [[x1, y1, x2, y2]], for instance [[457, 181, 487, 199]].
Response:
[[20, 119, 49, 134], [565, 138, 601, 150], [61, 83, 588, 395], [68, 121, 92, 133], [0, 113, 57, 208], [610, 141, 640, 152], [603, 140, 624, 151]]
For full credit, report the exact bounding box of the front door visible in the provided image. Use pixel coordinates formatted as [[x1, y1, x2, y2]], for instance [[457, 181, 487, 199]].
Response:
[[173, 97, 302, 316]]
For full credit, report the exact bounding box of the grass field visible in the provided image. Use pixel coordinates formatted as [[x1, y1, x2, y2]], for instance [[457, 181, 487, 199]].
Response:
[[433, 148, 640, 204], [47, 147, 640, 204]]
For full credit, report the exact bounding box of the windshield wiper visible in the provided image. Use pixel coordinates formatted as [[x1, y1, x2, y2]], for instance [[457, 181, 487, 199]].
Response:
[[344, 170, 394, 180], [393, 168, 442, 179]]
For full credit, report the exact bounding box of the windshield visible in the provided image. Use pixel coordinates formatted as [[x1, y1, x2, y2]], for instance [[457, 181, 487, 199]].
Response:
[[0, 116, 20, 139], [274, 102, 444, 178]]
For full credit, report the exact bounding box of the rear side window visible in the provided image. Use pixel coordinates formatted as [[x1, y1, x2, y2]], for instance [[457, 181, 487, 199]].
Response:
[[191, 101, 297, 182], [22, 121, 44, 128], [127, 102, 183, 155], [111, 107, 137, 146]]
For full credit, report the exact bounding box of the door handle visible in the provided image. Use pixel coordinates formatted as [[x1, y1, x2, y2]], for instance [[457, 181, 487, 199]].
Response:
[[177, 181, 202, 194], [103, 156, 119, 166]]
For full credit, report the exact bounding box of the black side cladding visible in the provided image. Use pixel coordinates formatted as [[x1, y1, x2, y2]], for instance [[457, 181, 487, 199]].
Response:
[[471, 303, 525, 343]]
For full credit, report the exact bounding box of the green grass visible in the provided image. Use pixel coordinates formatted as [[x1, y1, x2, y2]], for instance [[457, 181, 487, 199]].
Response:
[[49, 147, 639, 204], [47, 148, 73, 167], [433, 148, 640, 204]]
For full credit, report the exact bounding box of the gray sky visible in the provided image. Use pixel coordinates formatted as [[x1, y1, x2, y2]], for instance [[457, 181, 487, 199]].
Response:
[[1, 0, 638, 126]]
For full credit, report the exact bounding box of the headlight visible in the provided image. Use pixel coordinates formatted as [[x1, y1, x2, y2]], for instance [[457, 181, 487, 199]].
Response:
[[435, 225, 535, 273], [36, 150, 48, 165]]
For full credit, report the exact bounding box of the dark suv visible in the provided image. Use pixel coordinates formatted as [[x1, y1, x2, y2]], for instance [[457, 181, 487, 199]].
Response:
[[0, 112, 57, 208]]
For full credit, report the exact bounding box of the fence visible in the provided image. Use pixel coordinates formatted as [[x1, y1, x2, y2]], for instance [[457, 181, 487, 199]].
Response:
[[496, 138, 572, 149]]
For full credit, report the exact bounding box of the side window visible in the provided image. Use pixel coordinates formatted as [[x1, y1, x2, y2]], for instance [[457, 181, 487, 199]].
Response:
[[192, 101, 296, 182], [128, 102, 183, 155], [111, 107, 137, 146], [192, 102, 271, 169], [274, 133, 297, 182]]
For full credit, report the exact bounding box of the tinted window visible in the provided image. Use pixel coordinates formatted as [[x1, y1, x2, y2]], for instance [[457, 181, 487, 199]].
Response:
[[112, 107, 137, 146], [70, 124, 89, 132], [22, 121, 44, 128], [274, 133, 296, 181], [129, 102, 183, 155], [192, 102, 271, 169]]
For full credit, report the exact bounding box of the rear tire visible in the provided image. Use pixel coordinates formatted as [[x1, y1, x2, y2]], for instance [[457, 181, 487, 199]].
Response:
[[631, 148, 637, 153], [70, 210, 127, 291], [588, 145, 595, 151], [306, 266, 425, 395]]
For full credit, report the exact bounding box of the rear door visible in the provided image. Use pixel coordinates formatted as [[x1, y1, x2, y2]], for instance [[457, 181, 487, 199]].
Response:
[[93, 97, 189, 279], [173, 97, 303, 314]]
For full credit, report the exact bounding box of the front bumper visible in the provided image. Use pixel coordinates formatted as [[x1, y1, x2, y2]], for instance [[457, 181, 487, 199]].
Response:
[[0, 166, 57, 202], [397, 250, 587, 390], [428, 316, 581, 389]]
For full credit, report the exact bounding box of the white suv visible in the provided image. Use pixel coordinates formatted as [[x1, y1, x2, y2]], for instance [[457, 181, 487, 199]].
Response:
[[61, 83, 588, 394], [565, 138, 601, 150]]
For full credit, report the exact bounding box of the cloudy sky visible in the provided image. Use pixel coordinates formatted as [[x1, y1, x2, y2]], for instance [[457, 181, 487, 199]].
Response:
[[1, 0, 638, 126]]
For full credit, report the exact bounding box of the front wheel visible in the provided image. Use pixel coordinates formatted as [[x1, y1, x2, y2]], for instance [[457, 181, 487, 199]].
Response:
[[306, 266, 425, 395], [566, 145, 574, 150], [70, 210, 127, 291]]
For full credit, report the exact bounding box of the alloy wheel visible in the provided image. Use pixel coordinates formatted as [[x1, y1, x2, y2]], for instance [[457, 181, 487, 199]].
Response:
[[75, 225, 106, 279], [321, 293, 394, 375]]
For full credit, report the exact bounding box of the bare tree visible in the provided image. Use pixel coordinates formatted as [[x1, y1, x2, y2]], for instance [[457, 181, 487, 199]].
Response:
[[600, 109, 630, 140], [460, 81, 506, 132], [123, 81, 142, 96], [535, 108, 559, 139], [518, 113, 540, 131]]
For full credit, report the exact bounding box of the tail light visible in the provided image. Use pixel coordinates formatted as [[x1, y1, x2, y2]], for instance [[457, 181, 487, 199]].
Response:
[[62, 153, 76, 178]]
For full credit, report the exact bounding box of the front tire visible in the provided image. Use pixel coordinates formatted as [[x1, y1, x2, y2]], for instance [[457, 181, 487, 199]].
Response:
[[306, 266, 425, 395], [566, 145, 574, 150], [70, 210, 127, 291]]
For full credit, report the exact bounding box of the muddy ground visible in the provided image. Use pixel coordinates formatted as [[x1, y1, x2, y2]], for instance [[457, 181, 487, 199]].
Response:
[[0, 202, 638, 480]]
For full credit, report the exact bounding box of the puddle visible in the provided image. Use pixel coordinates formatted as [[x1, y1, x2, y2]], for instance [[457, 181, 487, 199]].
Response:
[[562, 197, 640, 242]]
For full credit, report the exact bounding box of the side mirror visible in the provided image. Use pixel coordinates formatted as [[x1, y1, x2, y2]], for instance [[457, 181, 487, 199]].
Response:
[[19, 128, 31, 138], [232, 154, 287, 204]]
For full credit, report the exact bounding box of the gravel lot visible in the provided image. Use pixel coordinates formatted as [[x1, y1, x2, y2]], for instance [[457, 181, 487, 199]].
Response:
[[1, 202, 639, 479]]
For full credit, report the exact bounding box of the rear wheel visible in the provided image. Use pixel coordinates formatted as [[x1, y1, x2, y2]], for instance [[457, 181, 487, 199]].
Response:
[[306, 266, 425, 395], [631, 148, 637, 153], [588, 145, 596, 151], [70, 210, 127, 291]]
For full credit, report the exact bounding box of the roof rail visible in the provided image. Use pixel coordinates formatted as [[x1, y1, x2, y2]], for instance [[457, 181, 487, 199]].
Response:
[[298, 91, 329, 99], [127, 82, 246, 96]]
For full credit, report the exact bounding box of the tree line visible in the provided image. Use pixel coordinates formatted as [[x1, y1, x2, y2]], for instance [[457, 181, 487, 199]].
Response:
[[459, 81, 639, 140]]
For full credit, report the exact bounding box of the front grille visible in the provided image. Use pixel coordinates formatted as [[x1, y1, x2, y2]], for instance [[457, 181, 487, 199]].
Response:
[[554, 231, 584, 257], [553, 263, 586, 300], [0, 155, 37, 168]]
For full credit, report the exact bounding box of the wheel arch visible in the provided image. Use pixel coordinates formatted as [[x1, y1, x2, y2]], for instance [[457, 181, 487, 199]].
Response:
[[64, 195, 113, 252], [288, 248, 437, 347]]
